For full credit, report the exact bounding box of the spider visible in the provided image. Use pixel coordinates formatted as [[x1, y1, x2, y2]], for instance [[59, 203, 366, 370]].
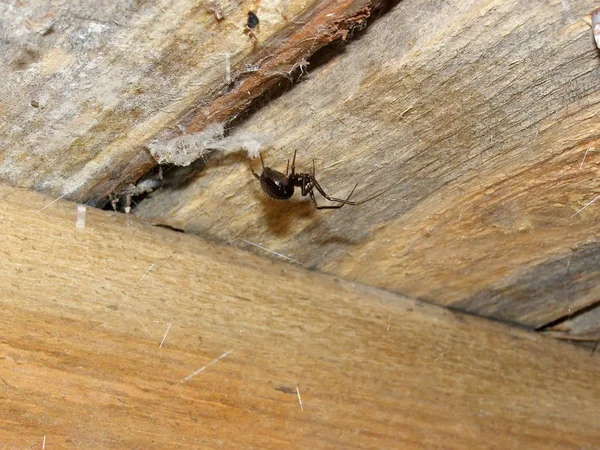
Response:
[[245, 11, 259, 42], [247, 11, 259, 29], [249, 150, 378, 209]]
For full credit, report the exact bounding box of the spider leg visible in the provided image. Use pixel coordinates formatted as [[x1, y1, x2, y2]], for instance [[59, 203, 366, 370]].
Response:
[[259, 152, 266, 170], [313, 178, 384, 205], [355, 189, 386, 204], [290, 149, 297, 177], [309, 188, 350, 209], [300, 174, 310, 196], [248, 157, 261, 180], [312, 177, 358, 205], [298, 174, 315, 197], [309, 189, 318, 206]]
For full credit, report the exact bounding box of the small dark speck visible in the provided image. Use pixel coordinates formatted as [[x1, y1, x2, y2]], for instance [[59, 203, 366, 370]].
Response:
[[247, 11, 259, 29], [106, 304, 118, 310], [30, 100, 40, 108], [275, 385, 295, 395], [40, 25, 54, 36]]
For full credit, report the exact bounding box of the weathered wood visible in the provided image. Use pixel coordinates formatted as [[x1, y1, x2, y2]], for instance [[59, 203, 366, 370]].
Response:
[[545, 304, 600, 342], [4, 0, 600, 339], [183, 0, 380, 134], [0, 0, 380, 202], [0, 184, 599, 448], [135, 0, 600, 331]]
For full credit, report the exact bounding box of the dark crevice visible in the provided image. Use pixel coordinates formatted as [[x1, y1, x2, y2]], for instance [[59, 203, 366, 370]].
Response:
[[101, 164, 164, 213], [154, 223, 186, 233], [536, 299, 600, 331], [445, 304, 533, 332]]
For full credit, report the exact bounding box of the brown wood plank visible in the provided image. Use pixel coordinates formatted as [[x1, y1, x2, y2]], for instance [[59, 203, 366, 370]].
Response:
[[0, 185, 599, 448], [135, 0, 600, 330]]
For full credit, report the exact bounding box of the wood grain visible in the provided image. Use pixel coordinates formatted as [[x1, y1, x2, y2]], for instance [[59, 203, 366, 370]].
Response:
[[4, 0, 600, 341], [182, 0, 381, 134], [0, 184, 599, 448], [135, 0, 600, 332], [0, 0, 381, 203], [544, 304, 600, 342]]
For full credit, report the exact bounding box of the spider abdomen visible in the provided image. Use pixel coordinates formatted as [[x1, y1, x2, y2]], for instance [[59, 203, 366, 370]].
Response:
[[260, 168, 295, 200]]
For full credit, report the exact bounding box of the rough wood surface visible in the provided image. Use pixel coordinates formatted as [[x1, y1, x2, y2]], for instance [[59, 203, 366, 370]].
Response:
[[545, 304, 600, 342], [4, 0, 600, 340], [0, 184, 599, 449], [0, 0, 378, 202], [135, 0, 600, 334]]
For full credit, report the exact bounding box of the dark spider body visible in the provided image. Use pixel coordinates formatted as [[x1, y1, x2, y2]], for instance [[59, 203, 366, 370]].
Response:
[[260, 167, 295, 200], [247, 11, 259, 29], [250, 151, 378, 210]]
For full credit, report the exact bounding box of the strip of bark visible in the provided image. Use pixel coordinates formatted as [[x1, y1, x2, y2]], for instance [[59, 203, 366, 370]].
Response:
[[87, 0, 382, 203]]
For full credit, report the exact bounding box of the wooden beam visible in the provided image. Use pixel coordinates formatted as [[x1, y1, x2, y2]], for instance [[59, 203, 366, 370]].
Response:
[[136, 0, 600, 330], [0, 0, 380, 202], [0, 185, 598, 448]]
